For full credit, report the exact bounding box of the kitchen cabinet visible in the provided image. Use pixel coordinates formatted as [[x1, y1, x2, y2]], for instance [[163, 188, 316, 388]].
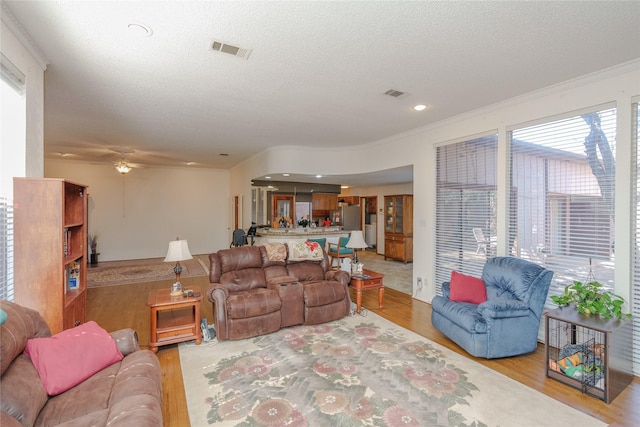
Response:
[[312, 194, 338, 211]]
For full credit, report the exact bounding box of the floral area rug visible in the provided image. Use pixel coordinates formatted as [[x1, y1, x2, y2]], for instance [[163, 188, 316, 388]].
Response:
[[87, 256, 208, 287], [179, 313, 606, 427]]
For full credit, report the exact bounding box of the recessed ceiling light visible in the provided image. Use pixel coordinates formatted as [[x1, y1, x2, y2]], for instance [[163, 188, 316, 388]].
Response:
[[265, 176, 271, 179], [413, 104, 428, 111], [283, 173, 290, 177], [341, 185, 350, 189], [315, 175, 322, 178], [127, 22, 153, 37]]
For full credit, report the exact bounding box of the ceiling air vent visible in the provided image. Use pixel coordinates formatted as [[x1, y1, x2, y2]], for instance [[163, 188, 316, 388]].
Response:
[[384, 89, 405, 98], [212, 40, 252, 59]]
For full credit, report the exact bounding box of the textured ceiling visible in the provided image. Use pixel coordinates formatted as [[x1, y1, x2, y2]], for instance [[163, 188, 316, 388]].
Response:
[[3, 1, 640, 186]]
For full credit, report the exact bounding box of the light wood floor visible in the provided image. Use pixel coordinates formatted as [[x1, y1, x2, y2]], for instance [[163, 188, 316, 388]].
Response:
[[87, 274, 638, 427]]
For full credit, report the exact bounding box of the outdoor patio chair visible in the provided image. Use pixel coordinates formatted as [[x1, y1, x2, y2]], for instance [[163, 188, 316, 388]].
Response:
[[473, 228, 489, 254]]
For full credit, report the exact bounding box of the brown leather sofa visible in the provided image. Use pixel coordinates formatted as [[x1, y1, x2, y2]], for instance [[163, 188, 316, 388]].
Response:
[[0, 300, 162, 427], [207, 243, 352, 341]]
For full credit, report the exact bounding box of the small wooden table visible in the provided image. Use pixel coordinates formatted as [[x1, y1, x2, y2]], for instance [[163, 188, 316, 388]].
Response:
[[147, 286, 202, 353], [349, 269, 384, 314]]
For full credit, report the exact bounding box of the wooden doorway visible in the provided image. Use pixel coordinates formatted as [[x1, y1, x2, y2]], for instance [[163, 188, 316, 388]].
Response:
[[272, 195, 295, 227]]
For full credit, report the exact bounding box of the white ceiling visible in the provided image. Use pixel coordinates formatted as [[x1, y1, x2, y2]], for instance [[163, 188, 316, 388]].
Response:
[[3, 1, 640, 186]]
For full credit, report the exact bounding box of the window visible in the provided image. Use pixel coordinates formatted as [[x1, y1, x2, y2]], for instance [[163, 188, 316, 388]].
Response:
[[632, 100, 640, 375], [509, 108, 617, 306], [1, 58, 26, 301], [434, 134, 498, 295]]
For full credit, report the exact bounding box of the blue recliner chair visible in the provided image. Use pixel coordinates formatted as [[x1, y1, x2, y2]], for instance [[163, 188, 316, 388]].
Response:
[[431, 257, 553, 358]]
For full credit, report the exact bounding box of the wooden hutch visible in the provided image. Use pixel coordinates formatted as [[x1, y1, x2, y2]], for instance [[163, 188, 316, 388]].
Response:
[[383, 194, 413, 263]]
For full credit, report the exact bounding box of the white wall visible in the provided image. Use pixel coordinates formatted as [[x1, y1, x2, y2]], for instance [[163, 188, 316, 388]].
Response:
[[45, 159, 231, 261], [231, 61, 640, 304], [0, 16, 46, 198]]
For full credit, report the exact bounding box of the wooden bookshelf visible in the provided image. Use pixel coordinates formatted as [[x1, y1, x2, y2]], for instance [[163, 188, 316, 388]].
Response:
[[14, 178, 88, 334]]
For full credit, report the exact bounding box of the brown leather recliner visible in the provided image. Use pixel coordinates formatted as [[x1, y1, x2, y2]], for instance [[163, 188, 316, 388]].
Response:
[[207, 243, 351, 341]]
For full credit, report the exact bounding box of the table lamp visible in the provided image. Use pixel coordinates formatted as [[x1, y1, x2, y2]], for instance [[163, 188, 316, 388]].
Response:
[[346, 230, 368, 264], [164, 237, 193, 296]]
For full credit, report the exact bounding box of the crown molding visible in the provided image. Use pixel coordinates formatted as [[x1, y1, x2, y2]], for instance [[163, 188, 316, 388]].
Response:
[[1, 1, 48, 70]]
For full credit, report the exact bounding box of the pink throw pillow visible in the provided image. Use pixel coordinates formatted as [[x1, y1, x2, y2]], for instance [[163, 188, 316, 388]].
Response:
[[449, 271, 487, 304], [24, 321, 123, 395]]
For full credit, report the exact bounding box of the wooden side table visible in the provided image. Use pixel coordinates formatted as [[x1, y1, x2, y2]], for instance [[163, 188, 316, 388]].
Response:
[[147, 286, 203, 353], [349, 269, 384, 314], [545, 305, 633, 403]]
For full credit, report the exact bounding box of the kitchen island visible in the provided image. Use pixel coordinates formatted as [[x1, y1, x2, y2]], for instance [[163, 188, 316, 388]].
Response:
[[254, 227, 349, 245]]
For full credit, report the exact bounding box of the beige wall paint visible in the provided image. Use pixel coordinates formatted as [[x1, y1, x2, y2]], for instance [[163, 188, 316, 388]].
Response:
[[45, 160, 230, 261], [231, 62, 640, 304]]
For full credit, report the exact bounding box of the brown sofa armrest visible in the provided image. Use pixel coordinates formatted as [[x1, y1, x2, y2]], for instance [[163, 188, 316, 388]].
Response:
[[207, 284, 230, 341], [110, 328, 140, 356], [206, 283, 229, 301], [325, 269, 350, 286]]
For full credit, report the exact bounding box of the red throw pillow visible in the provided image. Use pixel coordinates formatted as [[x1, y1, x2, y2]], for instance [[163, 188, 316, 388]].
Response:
[[449, 271, 487, 304], [24, 321, 123, 395]]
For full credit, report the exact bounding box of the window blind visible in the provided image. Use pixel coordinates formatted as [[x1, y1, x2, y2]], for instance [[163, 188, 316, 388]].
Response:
[[0, 198, 13, 301], [509, 108, 617, 309], [434, 135, 498, 295], [631, 101, 640, 375]]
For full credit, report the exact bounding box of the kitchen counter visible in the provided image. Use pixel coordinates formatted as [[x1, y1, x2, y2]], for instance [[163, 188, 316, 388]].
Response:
[[255, 227, 349, 245]]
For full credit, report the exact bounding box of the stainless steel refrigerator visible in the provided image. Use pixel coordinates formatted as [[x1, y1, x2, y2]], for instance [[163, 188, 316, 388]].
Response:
[[336, 205, 361, 231]]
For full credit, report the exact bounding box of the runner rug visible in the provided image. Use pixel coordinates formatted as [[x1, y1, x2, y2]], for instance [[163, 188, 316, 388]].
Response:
[[178, 312, 605, 427], [87, 256, 208, 287]]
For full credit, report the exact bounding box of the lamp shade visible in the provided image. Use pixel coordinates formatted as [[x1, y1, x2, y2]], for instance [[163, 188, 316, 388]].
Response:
[[164, 239, 193, 262], [346, 230, 368, 249]]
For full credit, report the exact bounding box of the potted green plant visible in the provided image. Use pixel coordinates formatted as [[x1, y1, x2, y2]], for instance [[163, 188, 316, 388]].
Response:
[[88, 234, 99, 265], [550, 280, 631, 320], [297, 219, 310, 228]]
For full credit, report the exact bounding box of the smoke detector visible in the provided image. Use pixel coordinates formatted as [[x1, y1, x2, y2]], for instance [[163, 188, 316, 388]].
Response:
[[212, 40, 252, 59]]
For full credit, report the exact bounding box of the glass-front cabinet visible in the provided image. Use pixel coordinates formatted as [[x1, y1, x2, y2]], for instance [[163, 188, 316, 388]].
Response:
[[385, 195, 405, 233], [384, 195, 413, 263]]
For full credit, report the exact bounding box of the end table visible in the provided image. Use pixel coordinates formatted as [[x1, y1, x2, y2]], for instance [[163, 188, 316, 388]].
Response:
[[349, 269, 384, 314], [147, 286, 203, 353]]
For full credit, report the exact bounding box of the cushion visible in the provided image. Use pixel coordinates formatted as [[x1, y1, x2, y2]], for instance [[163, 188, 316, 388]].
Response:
[[306, 238, 326, 250], [0, 308, 7, 325], [288, 240, 324, 261], [24, 321, 124, 395], [264, 242, 287, 262], [449, 271, 487, 304]]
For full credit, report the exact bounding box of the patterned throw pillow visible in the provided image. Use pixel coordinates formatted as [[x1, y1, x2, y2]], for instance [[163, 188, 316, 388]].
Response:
[[288, 240, 324, 261]]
